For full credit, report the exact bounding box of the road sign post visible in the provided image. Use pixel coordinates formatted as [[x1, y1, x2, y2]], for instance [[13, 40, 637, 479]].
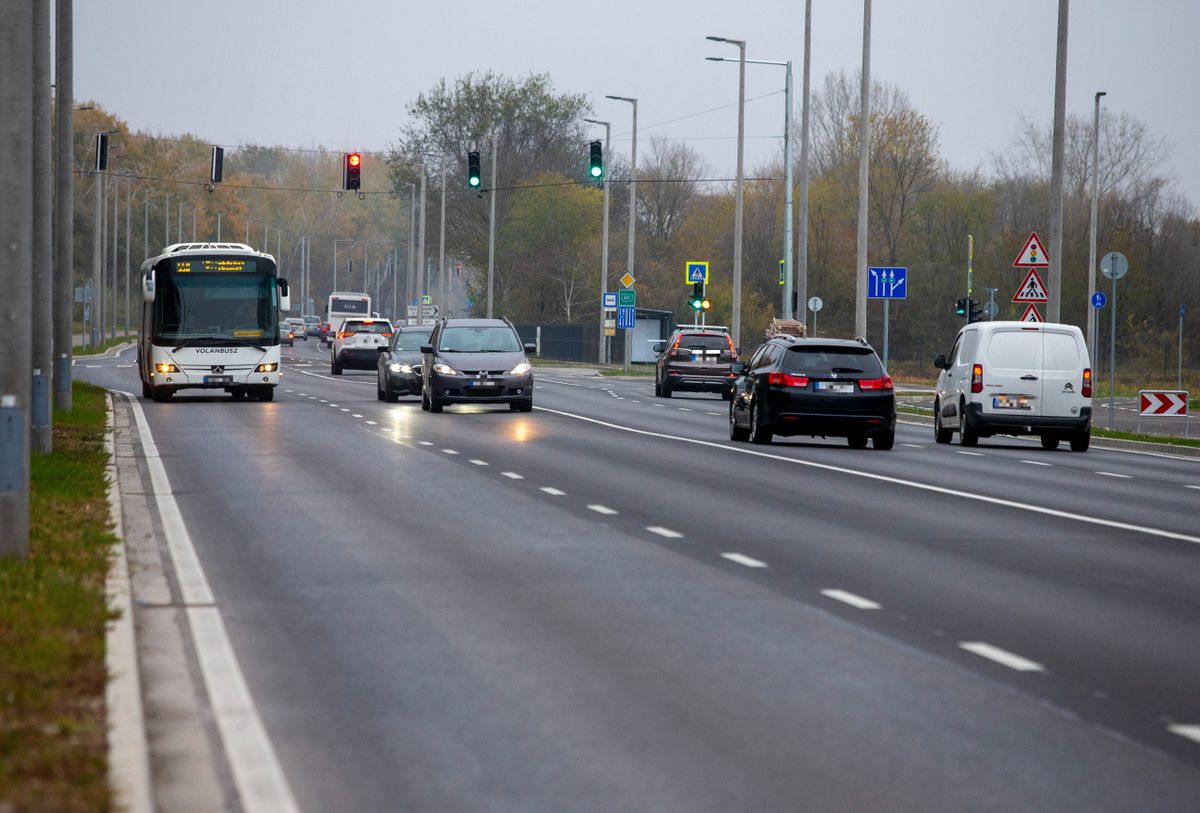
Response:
[[808, 296, 823, 338], [867, 267, 906, 368], [1101, 251, 1129, 429], [620, 274, 636, 373], [1090, 291, 1106, 381], [1180, 303, 1185, 390]]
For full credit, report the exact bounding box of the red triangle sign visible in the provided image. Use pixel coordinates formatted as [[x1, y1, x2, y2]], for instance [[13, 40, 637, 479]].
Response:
[[1018, 303, 1044, 323], [1012, 268, 1049, 303], [1013, 231, 1051, 267]]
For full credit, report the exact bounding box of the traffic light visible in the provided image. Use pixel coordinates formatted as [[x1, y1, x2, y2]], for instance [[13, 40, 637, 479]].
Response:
[[967, 298, 983, 323], [210, 146, 224, 184], [954, 297, 968, 318], [94, 133, 108, 172], [343, 152, 362, 191], [589, 140, 603, 180], [701, 296, 712, 311], [467, 151, 481, 188], [690, 282, 704, 311]]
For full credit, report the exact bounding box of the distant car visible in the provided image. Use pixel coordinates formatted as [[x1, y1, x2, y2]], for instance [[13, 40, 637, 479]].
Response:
[[654, 328, 737, 399], [285, 317, 308, 341], [303, 315, 321, 337], [319, 321, 332, 345], [377, 325, 433, 401], [279, 322, 294, 347], [729, 336, 895, 449], [330, 318, 393, 375], [420, 318, 535, 413]]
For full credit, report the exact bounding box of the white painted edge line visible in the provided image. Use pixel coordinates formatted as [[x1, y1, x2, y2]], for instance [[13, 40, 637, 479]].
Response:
[[959, 641, 1045, 672], [587, 504, 618, 515], [501, 471, 524, 480], [118, 393, 300, 813], [1167, 724, 1200, 745], [721, 552, 767, 568], [1095, 471, 1131, 479], [1021, 460, 1052, 466], [646, 526, 683, 539], [469, 459, 489, 466], [820, 589, 881, 610], [533, 405, 1200, 546], [105, 394, 154, 813], [539, 486, 566, 495]]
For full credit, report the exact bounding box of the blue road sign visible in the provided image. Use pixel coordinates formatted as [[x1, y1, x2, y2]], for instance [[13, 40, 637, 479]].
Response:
[[602, 291, 618, 308], [1091, 291, 1106, 309], [1181, 303, 1186, 319], [867, 267, 907, 299], [617, 305, 636, 329], [685, 261, 709, 284]]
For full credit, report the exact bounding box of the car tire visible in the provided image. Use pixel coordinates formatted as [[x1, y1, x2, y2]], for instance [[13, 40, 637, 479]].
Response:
[[1041, 434, 1060, 450], [377, 382, 385, 401], [654, 380, 662, 397], [1069, 429, 1090, 452], [848, 433, 869, 449], [721, 387, 734, 402], [958, 400, 979, 447], [385, 389, 399, 403], [429, 394, 443, 413], [748, 401, 772, 445], [230, 388, 246, 401], [872, 428, 895, 450], [729, 401, 749, 442], [933, 400, 953, 444], [511, 398, 534, 413], [661, 382, 672, 398], [331, 357, 343, 375]]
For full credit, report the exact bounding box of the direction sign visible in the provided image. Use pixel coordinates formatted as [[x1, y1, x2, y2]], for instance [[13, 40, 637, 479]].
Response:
[[1100, 251, 1128, 280], [420, 305, 438, 317], [620, 272, 635, 288], [1013, 231, 1050, 267], [867, 266, 907, 299], [1139, 390, 1189, 417], [1091, 291, 1106, 309], [618, 289, 636, 307], [1013, 269, 1048, 303], [616, 305, 636, 329], [807, 296, 823, 313], [1018, 303, 1043, 323], [406, 305, 419, 317], [602, 291, 617, 308], [685, 261, 709, 284]]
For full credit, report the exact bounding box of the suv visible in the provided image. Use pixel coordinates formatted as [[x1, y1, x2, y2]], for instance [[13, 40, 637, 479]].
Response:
[[653, 328, 737, 399], [330, 318, 393, 375], [286, 317, 308, 341], [420, 318, 536, 413], [729, 337, 895, 449], [933, 321, 1091, 451], [303, 315, 321, 337]]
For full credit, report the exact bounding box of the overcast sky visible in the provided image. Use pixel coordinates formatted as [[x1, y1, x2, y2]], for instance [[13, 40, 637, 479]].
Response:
[[74, 0, 1200, 208]]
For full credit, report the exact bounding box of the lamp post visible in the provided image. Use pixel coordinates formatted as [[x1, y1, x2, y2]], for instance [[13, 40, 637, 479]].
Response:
[[706, 36, 746, 350], [333, 238, 356, 293], [584, 117, 612, 364], [1087, 91, 1106, 357], [605, 95, 638, 372], [798, 0, 813, 334], [855, 1, 871, 340]]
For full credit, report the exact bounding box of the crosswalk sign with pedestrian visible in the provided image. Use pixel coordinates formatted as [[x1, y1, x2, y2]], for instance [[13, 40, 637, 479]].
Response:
[[1012, 269, 1048, 303]]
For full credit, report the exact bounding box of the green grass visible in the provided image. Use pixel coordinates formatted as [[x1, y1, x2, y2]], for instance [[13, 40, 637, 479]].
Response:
[[73, 334, 134, 355], [598, 367, 655, 377], [0, 383, 114, 812]]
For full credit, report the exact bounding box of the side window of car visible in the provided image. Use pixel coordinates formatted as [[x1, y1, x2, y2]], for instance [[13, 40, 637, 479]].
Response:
[[946, 336, 962, 368], [747, 345, 768, 371]]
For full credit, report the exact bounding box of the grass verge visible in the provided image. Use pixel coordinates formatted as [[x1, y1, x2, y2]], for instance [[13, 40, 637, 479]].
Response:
[[73, 335, 134, 356], [598, 367, 655, 377], [0, 382, 113, 812]]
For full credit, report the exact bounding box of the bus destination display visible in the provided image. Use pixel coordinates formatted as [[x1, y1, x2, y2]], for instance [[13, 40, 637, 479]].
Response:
[[172, 258, 259, 273]]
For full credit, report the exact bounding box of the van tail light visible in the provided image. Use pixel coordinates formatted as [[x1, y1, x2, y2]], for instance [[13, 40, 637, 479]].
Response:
[[858, 376, 893, 391], [971, 363, 984, 393], [767, 372, 809, 387], [1082, 368, 1092, 398]]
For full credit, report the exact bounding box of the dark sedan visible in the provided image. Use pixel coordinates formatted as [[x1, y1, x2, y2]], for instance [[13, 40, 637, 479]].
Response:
[[377, 325, 433, 401]]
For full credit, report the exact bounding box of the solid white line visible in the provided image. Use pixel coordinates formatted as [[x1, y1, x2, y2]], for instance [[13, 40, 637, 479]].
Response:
[[820, 589, 881, 610], [533, 405, 1200, 546], [442, 449, 459, 455], [959, 641, 1045, 672], [587, 504, 618, 515], [646, 526, 683, 539], [1167, 724, 1200, 745], [957, 450, 984, 457], [1021, 460, 1052, 466], [721, 552, 767, 568], [469, 459, 489, 466], [1096, 471, 1131, 479], [539, 486, 566, 496], [501, 471, 524, 479], [119, 393, 299, 813]]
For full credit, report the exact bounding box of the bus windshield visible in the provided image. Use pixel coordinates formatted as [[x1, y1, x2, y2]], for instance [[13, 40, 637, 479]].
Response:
[[153, 264, 278, 345]]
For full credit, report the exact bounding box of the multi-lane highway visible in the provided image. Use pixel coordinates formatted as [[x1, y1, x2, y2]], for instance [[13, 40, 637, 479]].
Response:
[[80, 339, 1200, 811]]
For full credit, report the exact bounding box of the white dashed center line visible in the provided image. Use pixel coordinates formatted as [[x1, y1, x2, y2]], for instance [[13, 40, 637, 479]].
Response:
[[820, 589, 881, 610], [901, 443, 924, 449], [653, 404, 666, 408], [469, 459, 488, 466], [340, 408, 350, 412], [587, 504, 617, 515], [646, 526, 683, 539], [959, 642, 1045, 672], [352, 413, 363, 418], [442, 449, 458, 455], [418, 441, 434, 447], [330, 403, 338, 407], [721, 552, 767, 568], [678, 407, 692, 412], [1021, 460, 1051, 466], [1096, 471, 1131, 479], [539, 487, 565, 496], [957, 450, 984, 457], [365, 420, 377, 425], [501, 472, 524, 480], [707, 412, 722, 416], [1168, 724, 1200, 745]]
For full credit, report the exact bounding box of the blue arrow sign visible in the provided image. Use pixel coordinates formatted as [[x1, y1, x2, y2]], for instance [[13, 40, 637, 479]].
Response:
[[867, 267, 907, 299], [1091, 291, 1106, 309], [616, 305, 636, 329]]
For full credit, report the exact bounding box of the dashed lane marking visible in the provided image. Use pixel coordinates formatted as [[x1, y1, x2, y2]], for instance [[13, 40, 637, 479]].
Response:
[[1096, 471, 1132, 479], [501, 472, 524, 480], [1187, 485, 1200, 491], [365, 420, 377, 425], [469, 459, 488, 466], [957, 450, 984, 457], [646, 526, 683, 539], [678, 407, 693, 412], [901, 443, 924, 449], [820, 589, 881, 610], [1168, 724, 1200, 745], [959, 642, 1045, 672], [539, 487, 566, 496], [721, 552, 767, 568], [587, 504, 617, 515], [352, 413, 363, 418], [418, 441, 434, 446], [442, 449, 459, 455], [1021, 460, 1052, 466]]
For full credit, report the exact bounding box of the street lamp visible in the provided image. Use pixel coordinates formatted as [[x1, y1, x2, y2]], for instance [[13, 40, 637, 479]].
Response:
[[708, 55, 793, 321], [1087, 91, 1106, 365], [706, 35, 747, 350], [584, 117, 612, 364], [333, 238, 356, 292], [605, 95, 638, 373]]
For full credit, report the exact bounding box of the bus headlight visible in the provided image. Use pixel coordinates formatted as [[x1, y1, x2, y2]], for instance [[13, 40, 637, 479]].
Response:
[[155, 362, 178, 374], [256, 363, 278, 372]]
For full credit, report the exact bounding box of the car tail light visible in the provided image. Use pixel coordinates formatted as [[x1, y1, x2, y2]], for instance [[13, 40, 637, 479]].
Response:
[[767, 372, 809, 387], [726, 336, 736, 355], [670, 347, 691, 359], [1082, 367, 1092, 398], [971, 363, 984, 393], [381, 332, 393, 338], [338, 331, 355, 339], [858, 376, 893, 391]]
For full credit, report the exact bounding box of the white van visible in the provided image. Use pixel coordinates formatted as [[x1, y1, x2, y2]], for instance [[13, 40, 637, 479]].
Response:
[[932, 321, 1092, 451]]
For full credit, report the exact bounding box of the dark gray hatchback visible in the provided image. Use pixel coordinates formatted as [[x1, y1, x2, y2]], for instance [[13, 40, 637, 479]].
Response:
[[377, 325, 433, 401], [420, 318, 536, 413]]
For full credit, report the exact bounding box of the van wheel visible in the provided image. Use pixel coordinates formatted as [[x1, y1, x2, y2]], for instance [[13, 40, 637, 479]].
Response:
[[141, 380, 153, 399], [152, 387, 172, 403], [1069, 429, 1090, 452], [1041, 434, 1060, 450], [258, 387, 274, 402], [933, 400, 953, 444], [958, 400, 978, 447]]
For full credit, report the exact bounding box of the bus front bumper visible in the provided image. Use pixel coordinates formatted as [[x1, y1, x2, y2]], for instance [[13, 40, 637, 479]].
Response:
[[151, 368, 281, 389]]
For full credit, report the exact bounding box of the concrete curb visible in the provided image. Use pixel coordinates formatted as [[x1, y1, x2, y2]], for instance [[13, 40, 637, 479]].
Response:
[[76, 340, 136, 360], [104, 393, 154, 813]]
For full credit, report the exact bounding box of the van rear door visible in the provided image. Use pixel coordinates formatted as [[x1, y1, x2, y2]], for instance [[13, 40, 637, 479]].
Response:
[[1039, 328, 1087, 419], [980, 327, 1043, 418]]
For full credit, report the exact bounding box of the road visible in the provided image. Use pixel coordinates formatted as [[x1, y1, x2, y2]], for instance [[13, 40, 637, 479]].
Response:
[[80, 340, 1200, 811]]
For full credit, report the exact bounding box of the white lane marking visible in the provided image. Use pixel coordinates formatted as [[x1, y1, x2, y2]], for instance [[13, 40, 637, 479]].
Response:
[[1021, 460, 1052, 466], [318, 399, 327, 403], [901, 443, 924, 449], [678, 407, 693, 412], [339, 408, 350, 412], [646, 526, 683, 539], [329, 403, 338, 407], [957, 450, 984, 457], [469, 459, 489, 466], [587, 504, 618, 515], [308, 396, 316, 400], [706, 412, 722, 416], [631, 400, 642, 404], [959, 642, 1045, 672], [418, 441, 434, 446], [653, 404, 666, 408], [501, 471, 524, 480], [539, 486, 566, 496], [538, 377, 585, 388], [442, 449, 459, 455], [534, 406, 1200, 546], [722, 552, 767, 568], [351, 413, 363, 418], [1096, 471, 1131, 479], [298, 392, 307, 396], [118, 393, 299, 813], [820, 589, 881, 610], [1168, 724, 1200, 745], [365, 420, 377, 425], [284, 389, 293, 393], [1187, 485, 1200, 491]]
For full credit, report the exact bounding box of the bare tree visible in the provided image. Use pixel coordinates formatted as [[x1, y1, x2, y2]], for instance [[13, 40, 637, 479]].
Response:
[[636, 135, 709, 242]]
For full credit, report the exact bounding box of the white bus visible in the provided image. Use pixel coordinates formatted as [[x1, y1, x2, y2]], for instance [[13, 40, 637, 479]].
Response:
[[325, 291, 371, 345], [137, 243, 291, 402]]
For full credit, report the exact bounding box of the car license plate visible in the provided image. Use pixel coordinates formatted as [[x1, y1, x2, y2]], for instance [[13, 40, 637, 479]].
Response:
[[204, 375, 232, 384], [816, 381, 853, 393], [470, 380, 500, 388], [993, 395, 1031, 410]]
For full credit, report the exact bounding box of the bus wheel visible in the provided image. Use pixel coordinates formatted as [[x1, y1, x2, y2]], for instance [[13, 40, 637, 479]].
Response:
[[141, 380, 153, 399], [152, 387, 172, 403], [258, 387, 275, 402]]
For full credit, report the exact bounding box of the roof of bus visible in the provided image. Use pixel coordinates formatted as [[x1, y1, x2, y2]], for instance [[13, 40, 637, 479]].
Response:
[[140, 243, 276, 271]]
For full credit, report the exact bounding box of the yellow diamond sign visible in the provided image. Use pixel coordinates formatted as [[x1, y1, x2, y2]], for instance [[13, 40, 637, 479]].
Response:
[[620, 272, 635, 288]]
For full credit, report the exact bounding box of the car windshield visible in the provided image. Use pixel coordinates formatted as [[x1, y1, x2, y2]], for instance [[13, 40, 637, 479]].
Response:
[[393, 330, 432, 351], [784, 346, 882, 376], [343, 321, 392, 334], [438, 326, 521, 352]]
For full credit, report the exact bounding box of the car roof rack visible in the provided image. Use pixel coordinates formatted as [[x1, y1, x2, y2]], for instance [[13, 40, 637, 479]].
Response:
[[673, 324, 729, 332]]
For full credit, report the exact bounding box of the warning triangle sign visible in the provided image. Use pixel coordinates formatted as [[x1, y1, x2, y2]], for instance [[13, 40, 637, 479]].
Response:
[[1018, 303, 1044, 323], [1012, 268, 1049, 303], [1012, 231, 1051, 267]]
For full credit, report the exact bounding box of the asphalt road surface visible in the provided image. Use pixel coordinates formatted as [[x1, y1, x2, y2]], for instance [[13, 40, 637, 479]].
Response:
[[79, 341, 1200, 811]]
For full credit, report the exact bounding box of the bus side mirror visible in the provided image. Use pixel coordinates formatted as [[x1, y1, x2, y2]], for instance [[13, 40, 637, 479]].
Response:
[[141, 271, 155, 303], [278, 278, 291, 312]]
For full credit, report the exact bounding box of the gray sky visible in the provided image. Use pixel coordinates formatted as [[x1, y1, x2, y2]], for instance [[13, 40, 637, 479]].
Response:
[[76, 0, 1200, 208]]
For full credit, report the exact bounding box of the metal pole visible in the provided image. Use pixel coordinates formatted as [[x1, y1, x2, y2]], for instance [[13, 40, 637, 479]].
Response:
[[177, 201, 183, 248], [245, 221, 250, 245], [217, 212, 222, 241], [1178, 304, 1184, 391], [798, 0, 812, 332], [1046, 0, 1069, 322], [32, 0, 53, 452], [584, 119, 611, 364], [333, 236, 338, 293], [164, 193, 169, 245], [142, 198, 148, 268], [855, 0, 871, 340], [91, 166, 102, 349], [191, 207, 196, 242], [53, 0, 74, 411], [418, 166, 427, 304], [1109, 264, 1116, 428], [783, 61, 794, 320], [882, 300, 889, 369], [487, 134, 498, 318], [439, 155, 446, 310], [125, 178, 131, 337], [1087, 91, 1105, 351], [110, 176, 118, 340], [407, 184, 416, 315]]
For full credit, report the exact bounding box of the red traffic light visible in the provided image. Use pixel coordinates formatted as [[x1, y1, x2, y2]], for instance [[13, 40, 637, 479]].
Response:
[[348, 153, 361, 168], [343, 152, 362, 191]]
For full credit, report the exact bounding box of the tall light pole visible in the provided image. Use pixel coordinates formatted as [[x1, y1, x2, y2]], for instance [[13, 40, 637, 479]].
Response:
[[584, 118, 612, 364], [606, 96, 638, 371], [854, 2, 871, 340], [407, 183, 416, 318], [53, 0, 75, 411], [705, 36, 747, 350], [439, 155, 447, 311], [417, 165, 427, 304], [1087, 91, 1105, 356], [707, 55, 793, 320], [486, 133, 498, 319], [798, 0, 813, 333], [31, 0, 53, 452], [333, 238, 356, 293], [1047, 0, 1070, 322]]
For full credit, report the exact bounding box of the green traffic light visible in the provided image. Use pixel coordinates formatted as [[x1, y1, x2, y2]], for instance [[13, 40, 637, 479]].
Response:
[[469, 176, 480, 187], [590, 166, 602, 178]]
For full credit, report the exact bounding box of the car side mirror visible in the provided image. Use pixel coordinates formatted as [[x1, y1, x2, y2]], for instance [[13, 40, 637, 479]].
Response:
[[730, 361, 746, 375], [419, 344, 433, 354], [524, 342, 537, 355], [653, 342, 665, 354], [934, 353, 948, 370]]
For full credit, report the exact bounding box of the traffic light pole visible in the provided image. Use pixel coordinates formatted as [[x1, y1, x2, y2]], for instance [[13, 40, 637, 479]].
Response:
[[53, 0, 75, 412], [487, 133, 497, 319], [31, 0, 53, 452]]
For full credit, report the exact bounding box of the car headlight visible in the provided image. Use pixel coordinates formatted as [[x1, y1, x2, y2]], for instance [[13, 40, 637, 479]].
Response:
[[509, 362, 531, 375], [256, 362, 278, 372], [388, 363, 402, 373], [388, 362, 414, 374], [432, 362, 458, 375]]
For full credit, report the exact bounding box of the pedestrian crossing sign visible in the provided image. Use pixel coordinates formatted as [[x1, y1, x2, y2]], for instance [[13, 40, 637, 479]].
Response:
[[1012, 269, 1048, 303], [685, 261, 709, 284]]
